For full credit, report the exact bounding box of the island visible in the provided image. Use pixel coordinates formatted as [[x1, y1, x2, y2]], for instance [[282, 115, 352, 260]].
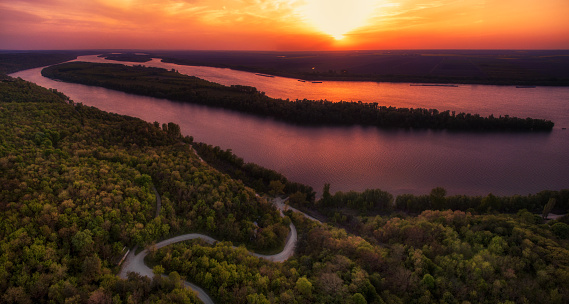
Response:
[[41, 62, 554, 131]]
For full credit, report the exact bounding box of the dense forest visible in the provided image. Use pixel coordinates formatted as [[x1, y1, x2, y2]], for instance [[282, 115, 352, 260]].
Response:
[[41, 62, 555, 131], [2, 74, 568, 303], [147, 209, 569, 304], [0, 77, 287, 303], [314, 185, 569, 215]]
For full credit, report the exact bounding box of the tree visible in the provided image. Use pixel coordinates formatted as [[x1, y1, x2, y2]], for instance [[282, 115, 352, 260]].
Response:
[[3, 286, 32, 304], [352, 293, 368, 304], [551, 222, 569, 239], [87, 288, 111, 304], [288, 191, 307, 206], [322, 183, 331, 205], [153, 265, 165, 276], [296, 277, 313, 297], [543, 198, 556, 219], [480, 193, 500, 213], [72, 230, 93, 253], [421, 274, 435, 290], [246, 294, 270, 304], [318, 272, 343, 295], [430, 187, 447, 210], [82, 255, 102, 283], [135, 174, 152, 187], [269, 180, 285, 196], [167, 122, 181, 138]]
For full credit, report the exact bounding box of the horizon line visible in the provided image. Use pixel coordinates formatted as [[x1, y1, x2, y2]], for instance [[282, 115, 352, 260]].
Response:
[[2, 48, 569, 53]]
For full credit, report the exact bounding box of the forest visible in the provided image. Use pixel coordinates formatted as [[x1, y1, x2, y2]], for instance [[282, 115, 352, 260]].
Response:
[[0, 77, 287, 303], [41, 62, 555, 131], [145, 209, 569, 304], [313, 185, 569, 215], [1, 75, 568, 303]]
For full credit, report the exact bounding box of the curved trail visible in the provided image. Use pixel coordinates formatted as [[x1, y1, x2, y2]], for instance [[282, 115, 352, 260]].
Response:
[[275, 198, 322, 224], [119, 196, 304, 304], [119, 234, 217, 304]]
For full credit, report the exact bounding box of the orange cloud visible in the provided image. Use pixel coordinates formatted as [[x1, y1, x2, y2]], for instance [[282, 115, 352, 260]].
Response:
[[1, 0, 568, 50]]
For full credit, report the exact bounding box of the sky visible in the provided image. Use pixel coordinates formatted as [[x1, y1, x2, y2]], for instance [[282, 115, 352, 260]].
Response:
[[1, 0, 569, 50]]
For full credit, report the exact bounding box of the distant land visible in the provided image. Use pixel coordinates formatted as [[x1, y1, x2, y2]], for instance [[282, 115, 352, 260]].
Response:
[[0, 51, 86, 74], [101, 49, 569, 86], [2, 50, 569, 86]]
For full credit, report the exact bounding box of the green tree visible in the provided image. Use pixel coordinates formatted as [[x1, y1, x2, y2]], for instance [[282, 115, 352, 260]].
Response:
[[135, 174, 152, 187], [480, 193, 500, 212], [422, 274, 435, 290], [167, 122, 181, 138], [352, 293, 368, 304], [551, 222, 569, 239], [430, 187, 447, 210], [543, 198, 556, 219], [247, 293, 270, 304], [489, 236, 507, 255], [296, 277, 313, 297], [288, 191, 307, 206], [206, 216, 216, 231], [153, 265, 165, 276], [322, 183, 331, 205], [81, 255, 102, 283], [269, 180, 285, 196], [72, 230, 93, 253]]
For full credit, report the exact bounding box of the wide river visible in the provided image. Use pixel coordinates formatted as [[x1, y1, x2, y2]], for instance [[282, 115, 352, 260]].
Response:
[[11, 55, 569, 197]]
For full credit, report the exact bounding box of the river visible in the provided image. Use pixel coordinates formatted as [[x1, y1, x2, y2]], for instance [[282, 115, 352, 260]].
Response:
[[10, 55, 569, 197]]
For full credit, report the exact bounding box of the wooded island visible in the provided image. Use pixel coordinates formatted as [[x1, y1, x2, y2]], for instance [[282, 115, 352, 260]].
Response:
[[41, 62, 555, 131]]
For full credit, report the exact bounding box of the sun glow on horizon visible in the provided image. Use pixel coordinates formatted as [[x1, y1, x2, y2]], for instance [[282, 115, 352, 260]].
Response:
[[333, 34, 345, 40], [297, 0, 383, 40], [1, 0, 569, 50]]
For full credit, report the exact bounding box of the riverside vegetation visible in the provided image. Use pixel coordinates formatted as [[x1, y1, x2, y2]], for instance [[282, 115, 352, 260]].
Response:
[[1, 75, 568, 303], [41, 62, 555, 131]]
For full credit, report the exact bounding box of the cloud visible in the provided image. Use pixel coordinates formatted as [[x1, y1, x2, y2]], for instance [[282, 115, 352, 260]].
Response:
[[0, 7, 48, 31], [2, 0, 568, 50]]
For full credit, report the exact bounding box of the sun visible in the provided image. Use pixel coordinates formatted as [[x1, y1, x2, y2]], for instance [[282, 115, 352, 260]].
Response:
[[297, 0, 381, 39]]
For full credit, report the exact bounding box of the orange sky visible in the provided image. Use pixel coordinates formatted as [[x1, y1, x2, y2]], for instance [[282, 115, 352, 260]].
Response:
[[1, 0, 569, 50]]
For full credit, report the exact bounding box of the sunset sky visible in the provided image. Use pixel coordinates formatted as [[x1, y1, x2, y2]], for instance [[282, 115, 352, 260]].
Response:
[[1, 0, 569, 50]]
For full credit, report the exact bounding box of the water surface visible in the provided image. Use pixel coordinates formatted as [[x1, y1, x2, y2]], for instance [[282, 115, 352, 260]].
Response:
[[11, 57, 569, 196]]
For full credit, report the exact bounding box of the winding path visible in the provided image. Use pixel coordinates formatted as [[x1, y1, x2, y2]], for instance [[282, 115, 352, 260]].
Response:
[[118, 234, 217, 304], [274, 197, 322, 224], [119, 196, 304, 304]]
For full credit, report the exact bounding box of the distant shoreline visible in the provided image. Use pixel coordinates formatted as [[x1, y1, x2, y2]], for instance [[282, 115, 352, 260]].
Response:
[[2, 50, 568, 86], [99, 50, 569, 87]]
